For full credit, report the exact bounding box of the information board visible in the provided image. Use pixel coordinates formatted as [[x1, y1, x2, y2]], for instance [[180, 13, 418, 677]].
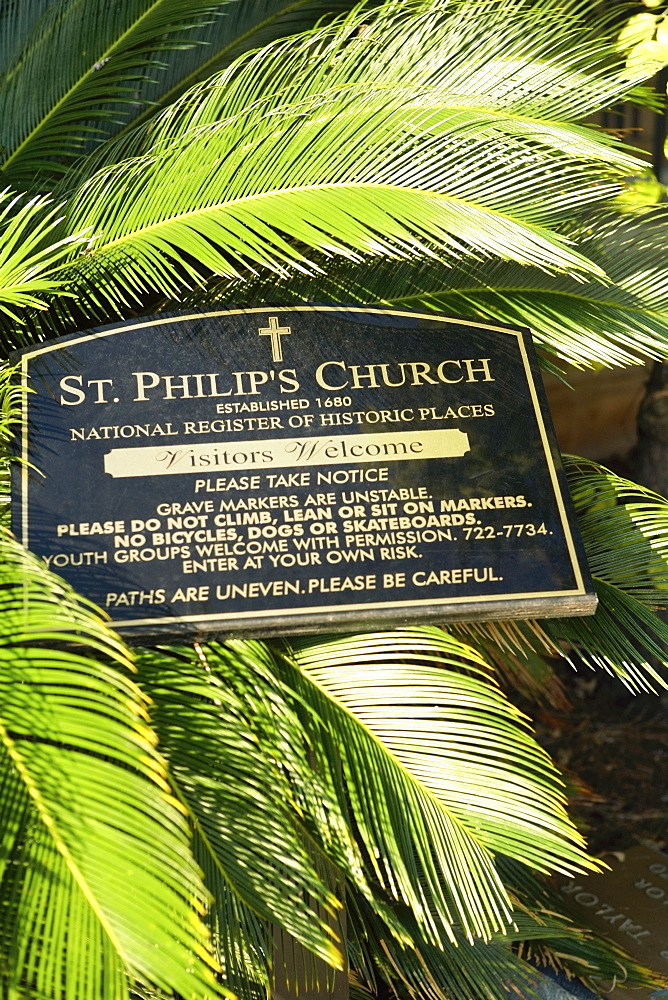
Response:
[[12, 307, 596, 639]]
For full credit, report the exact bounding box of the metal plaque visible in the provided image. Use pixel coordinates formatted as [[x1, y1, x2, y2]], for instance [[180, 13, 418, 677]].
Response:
[[12, 307, 596, 640]]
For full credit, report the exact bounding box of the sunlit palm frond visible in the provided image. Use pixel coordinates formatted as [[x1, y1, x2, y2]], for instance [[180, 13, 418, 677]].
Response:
[[0, 530, 221, 1000], [541, 578, 668, 695], [282, 637, 513, 946], [455, 582, 668, 698], [89, 0, 644, 163], [140, 0, 654, 131], [396, 209, 668, 371], [0, 361, 28, 519], [347, 890, 538, 1000], [135, 637, 479, 997], [564, 455, 668, 604], [223, 208, 668, 374], [0, 0, 226, 188], [288, 629, 596, 878], [134, 641, 344, 975], [346, 851, 662, 1000], [49, 0, 654, 325], [70, 0, 648, 173], [277, 627, 601, 954], [455, 458, 668, 695], [112, 0, 369, 140], [173, 632, 591, 1000], [175, 642, 424, 959], [451, 619, 568, 706]]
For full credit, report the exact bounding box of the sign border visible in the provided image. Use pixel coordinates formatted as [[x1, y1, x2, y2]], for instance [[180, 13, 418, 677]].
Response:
[[17, 306, 592, 634]]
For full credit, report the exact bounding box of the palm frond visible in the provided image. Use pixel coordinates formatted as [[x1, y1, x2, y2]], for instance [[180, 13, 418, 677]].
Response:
[[347, 891, 538, 1000], [49, 0, 654, 324], [274, 627, 601, 953], [0, 529, 221, 1000], [395, 209, 668, 371], [0, 190, 88, 326], [455, 458, 668, 695], [112, 0, 370, 141], [82, 0, 646, 170], [136, 638, 454, 997], [0, 361, 29, 520], [456, 580, 668, 698], [346, 854, 661, 1000], [542, 578, 668, 695], [540, 456, 668, 692], [141, 0, 658, 130], [499, 857, 662, 994], [153, 640, 416, 954], [0, 0, 55, 77], [512, 916, 661, 996], [220, 208, 668, 373], [201, 881, 268, 1000], [451, 619, 568, 707], [288, 629, 596, 878], [0, 0, 225, 188], [564, 455, 668, 605], [134, 641, 344, 975]]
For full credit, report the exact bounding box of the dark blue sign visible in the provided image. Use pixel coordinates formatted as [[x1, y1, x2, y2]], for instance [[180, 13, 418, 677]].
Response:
[[12, 307, 596, 639]]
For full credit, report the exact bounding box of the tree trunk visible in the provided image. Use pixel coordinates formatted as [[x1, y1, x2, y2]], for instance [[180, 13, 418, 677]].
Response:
[[630, 361, 668, 497]]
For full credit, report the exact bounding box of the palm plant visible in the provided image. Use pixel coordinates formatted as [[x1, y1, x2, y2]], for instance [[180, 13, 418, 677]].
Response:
[[3, 1, 668, 998]]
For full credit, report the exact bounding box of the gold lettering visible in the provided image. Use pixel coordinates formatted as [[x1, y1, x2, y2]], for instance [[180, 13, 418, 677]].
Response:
[[436, 360, 463, 383], [462, 358, 494, 382], [315, 361, 348, 390]]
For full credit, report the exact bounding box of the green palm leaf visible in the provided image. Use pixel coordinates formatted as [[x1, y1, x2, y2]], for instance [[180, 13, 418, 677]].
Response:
[[134, 641, 344, 974], [542, 457, 668, 692], [87, 0, 645, 167], [543, 578, 668, 695], [347, 890, 537, 1000], [225, 208, 668, 374], [148, 0, 653, 130], [137, 639, 425, 992], [427, 211, 668, 371], [112, 0, 370, 140], [346, 854, 657, 1000], [501, 858, 662, 995], [344, 856, 656, 1000], [0, 0, 226, 188], [456, 582, 668, 698], [200, 881, 268, 1000], [457, 458, 668, 695], [52, 0, 653, 322], [289, 630, 596, 878], [451, 618, 567, 708], [268, 627, 601, 954], [0, 529, 221, 1000], [565, 455, 668, 603], [0, 362, 31, 520], [0, 191, 89, 326]]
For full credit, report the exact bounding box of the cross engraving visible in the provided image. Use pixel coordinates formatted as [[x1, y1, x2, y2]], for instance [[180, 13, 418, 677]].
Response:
[[258, 316, 291, 363]]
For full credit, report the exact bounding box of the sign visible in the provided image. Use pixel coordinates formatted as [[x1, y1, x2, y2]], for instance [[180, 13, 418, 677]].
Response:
[[555, 845, 668, 998], [12, 307, 596, 639]]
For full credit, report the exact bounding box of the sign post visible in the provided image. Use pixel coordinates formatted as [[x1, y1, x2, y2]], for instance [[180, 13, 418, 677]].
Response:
[[13, 307, 596, 640]]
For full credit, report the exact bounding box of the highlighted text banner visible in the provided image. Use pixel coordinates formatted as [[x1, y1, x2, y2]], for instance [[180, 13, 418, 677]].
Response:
[[103, 428, 470, 478]]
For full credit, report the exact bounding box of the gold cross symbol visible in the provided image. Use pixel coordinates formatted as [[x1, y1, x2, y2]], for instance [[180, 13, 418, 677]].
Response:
[[258, 316, 291, 363]]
